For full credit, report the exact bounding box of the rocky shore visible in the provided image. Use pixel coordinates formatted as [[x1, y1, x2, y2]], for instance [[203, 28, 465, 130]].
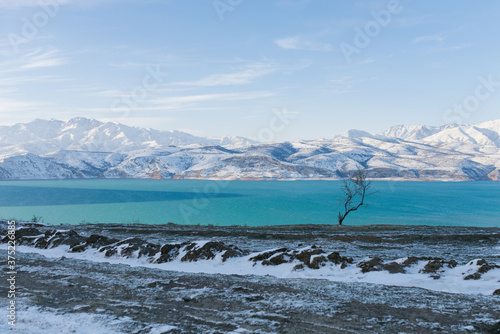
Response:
[[1, 220, 499, 333]]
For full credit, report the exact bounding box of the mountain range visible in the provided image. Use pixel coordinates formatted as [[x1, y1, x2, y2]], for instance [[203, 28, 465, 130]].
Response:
[[0, 117, 499, 181]]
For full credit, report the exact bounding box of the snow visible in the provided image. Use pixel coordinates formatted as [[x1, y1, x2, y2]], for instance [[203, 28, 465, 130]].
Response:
[[0, 117, 499, 180], [0, 302, 178, 333], [3, 244, 499, 296]]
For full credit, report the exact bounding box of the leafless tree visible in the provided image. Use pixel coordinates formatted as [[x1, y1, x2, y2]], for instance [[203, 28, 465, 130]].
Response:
[[337, 168, 373, 225]]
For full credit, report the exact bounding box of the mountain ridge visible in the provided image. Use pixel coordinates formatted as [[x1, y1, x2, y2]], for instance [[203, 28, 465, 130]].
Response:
[[0, 117, 499, 181]]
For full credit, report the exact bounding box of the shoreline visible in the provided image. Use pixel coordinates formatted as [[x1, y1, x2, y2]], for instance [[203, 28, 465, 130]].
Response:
[[0, 177, 493, 182], [6, 219, 499, 231], [3, 219, 499, 294], [2, 219, 499, 332]]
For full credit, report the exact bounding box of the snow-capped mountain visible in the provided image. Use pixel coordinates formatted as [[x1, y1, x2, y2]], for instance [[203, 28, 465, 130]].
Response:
[[0, 118, 256, 157], [0, 117, 499, 181]]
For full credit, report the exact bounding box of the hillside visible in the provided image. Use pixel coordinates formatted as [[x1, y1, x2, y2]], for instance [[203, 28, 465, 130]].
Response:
[[0, 118, 499, 181]]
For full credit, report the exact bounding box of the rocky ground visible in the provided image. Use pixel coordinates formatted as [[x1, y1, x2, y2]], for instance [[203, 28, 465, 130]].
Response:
[[1, 221, 499, 333]]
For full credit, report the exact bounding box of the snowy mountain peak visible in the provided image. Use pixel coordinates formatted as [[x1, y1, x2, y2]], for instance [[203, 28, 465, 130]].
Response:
[[0, 118, 257, 157], [380, 120, 500, 147], [339, 129, 374, 138], [381, 124, 444, 141], [0, 118, 498, 181]]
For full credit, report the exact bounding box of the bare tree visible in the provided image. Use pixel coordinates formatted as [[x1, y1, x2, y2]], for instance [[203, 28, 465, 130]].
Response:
[[337, 168, 373, 225]]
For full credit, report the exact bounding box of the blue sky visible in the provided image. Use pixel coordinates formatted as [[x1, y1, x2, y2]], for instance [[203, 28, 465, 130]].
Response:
[[1, 0, 499, 141]]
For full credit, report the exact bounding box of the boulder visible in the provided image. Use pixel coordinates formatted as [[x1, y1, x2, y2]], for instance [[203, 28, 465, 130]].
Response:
[[251, 247, 355, 270], [69, 234, 119, 253], [153, 242, 188, 264], [180, 241, 249, 262], [420, 259, 457, 274], [99, 238, 160, 258], [12, 229, 86, 249], [461, 259, 500, 281], [309, 255, 328, 269], [295, 248, 325, 268], [464, 272, 481, 280], [357, 257, 384, 273], [249, 248, 289, 262], [327, 252, 353, 269], [383, 261, 406, 274]]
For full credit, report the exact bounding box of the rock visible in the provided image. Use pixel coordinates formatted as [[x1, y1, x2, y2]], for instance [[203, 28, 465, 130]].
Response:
[[420, 259, 457, 274], [421, 260, 444, 274], [31, 231, 53, 248], [327, 252, 353, 268], [249, 248, 289, 262], [69, 234, 119, 253], [295, 248, 325, 268], [251, 247, 329, 269], [13, 229, 86, 250], [401, 256, 435, 267], [293, 264, 305, 271], [477, 261, 500, 274], [49, 230, 85, 248], [99, 238, 160, 258], [476, 259, 487, 266], [357, 257, 384, 273], [464, 272, 481, 280], [357, 258, 406, 274], [327, 251, 341, 263], [309, 255, 328, 269], [153, 243, 188, 263], [87, 234, 119, 248], [461, 259, 500, 281], [180, 241, 248, 262], [262, 253, 292, 266], [383, 262, 406, 274], [250, 247, 357, 270], [221, 248, 248, 262], [493, 289, 500, 295], [70, 244, 87, 253]]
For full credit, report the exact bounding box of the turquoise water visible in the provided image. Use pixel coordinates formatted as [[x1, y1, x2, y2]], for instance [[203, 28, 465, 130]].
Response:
[[0, 179, 498, 227]]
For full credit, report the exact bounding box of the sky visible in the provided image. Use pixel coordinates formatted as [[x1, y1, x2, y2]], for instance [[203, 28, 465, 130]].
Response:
[[0, 0, 499, 141]]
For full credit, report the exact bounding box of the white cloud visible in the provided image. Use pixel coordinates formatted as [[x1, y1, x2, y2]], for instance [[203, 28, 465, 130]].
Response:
[[0, 97, 49, 114], [109, 62, 154, 69], [426, 43, 472, 53], [0, 75, 67, 86], [327, 76, 376, 95], [414, 28, 462, 44], [275, 35, 332, 51], [176, 64, 276, 86], [150, 92, 275, 105], [0, 49, 68, 90], [91, 91, 276, 115], [0, 0, 107, 8], [20, 49, 67, 69], [414, 34, 448, 44], [357, 58, 375, 65], [0, 0, 68, 7]]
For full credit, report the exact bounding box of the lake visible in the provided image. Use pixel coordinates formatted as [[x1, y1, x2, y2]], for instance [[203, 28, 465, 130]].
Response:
[[0, 179, 498, 227]]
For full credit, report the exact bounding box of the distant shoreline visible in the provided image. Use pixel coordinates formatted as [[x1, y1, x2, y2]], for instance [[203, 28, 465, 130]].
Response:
[[5, 219, 499, 232], [0, 177, 491, 182]]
